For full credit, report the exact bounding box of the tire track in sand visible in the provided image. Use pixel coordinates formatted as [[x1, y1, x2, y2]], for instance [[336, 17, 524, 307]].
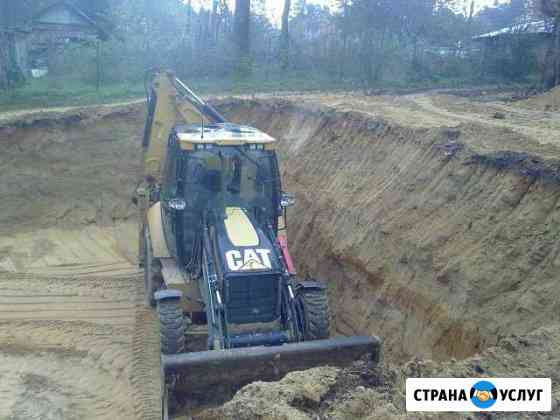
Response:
[[0, 223, 162, 420]]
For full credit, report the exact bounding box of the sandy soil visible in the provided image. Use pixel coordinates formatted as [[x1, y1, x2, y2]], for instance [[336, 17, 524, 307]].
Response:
[[0, 225, 138, 420], [0, 104, 162, 420], [1, 88, 560, 419], [516, 86, 560, 112], [0, 99, 145, 126], [265, 91, 560, 155]]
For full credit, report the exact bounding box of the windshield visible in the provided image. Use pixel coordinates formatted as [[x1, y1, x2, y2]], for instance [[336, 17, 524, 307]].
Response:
[[181, 146, 280, 227]]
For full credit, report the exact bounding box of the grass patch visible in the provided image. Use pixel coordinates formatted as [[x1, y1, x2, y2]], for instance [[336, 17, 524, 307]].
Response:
[[0, 74, 355, 113], [0, 73, 536, 114], [189, 74, 357, 95], [0, 78, 145, 113]]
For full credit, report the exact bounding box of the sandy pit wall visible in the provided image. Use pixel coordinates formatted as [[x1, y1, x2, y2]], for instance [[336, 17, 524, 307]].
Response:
[[217, 98, 560, 363]]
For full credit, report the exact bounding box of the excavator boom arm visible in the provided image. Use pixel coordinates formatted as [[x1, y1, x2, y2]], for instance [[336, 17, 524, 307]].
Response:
[[141, 71, 226, 184]]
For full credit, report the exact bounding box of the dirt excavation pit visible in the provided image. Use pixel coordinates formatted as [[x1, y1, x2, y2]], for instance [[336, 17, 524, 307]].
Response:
[[1, 91, 560, 419]]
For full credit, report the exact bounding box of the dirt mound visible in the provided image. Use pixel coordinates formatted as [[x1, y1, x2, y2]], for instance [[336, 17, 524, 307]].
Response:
[[200, 325, 560, 420], [198, 367, 341, 420], [516, 86, 560, 111]]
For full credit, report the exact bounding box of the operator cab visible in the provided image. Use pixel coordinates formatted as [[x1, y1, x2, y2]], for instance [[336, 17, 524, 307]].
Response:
[[162, 123, 281, 233], [158, 123, 286, 334]]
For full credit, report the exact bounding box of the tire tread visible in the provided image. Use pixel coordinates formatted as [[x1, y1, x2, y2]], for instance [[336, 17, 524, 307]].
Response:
[[296, 285, 330, 340], [157, 300, 186, 355]]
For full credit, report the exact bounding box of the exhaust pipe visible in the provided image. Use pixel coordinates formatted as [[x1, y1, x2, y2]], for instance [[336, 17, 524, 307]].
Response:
[[163, 335, 381, 392]]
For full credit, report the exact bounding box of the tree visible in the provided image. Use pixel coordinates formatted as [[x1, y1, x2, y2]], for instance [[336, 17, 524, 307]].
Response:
[[0, 0, 29, 88], [234, 0, 251, 75], [537, 0, 560, 87], [280, 0, 291, 69], [0, 0, 544, 92], [338, 0, 350, 79]]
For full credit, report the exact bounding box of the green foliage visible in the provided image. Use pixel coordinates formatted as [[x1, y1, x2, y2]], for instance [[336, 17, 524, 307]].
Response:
[[0, 0, 552, 108], [0, 77, 144, 112]]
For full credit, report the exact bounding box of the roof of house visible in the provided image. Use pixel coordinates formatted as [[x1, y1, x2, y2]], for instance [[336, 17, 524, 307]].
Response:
[[473, 20, 554, 40], [33, 1, 108, 39]]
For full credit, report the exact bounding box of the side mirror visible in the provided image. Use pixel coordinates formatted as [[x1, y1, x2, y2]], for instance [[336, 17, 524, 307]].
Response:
[[169, 198, 186, 211], [280, 192, 296, 208]]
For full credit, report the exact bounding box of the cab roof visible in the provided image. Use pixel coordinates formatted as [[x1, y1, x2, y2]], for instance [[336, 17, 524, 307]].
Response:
[[175, 123, 276, 148]]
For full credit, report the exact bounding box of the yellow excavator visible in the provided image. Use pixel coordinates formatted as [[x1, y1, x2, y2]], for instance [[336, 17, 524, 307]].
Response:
[[136, 70, 381, 418]]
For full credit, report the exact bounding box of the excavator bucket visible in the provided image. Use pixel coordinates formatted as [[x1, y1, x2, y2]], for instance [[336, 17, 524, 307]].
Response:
[[164, 335, 381, 393]]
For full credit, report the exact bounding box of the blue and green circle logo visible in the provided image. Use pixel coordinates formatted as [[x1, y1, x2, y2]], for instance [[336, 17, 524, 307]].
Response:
[[470, 380, 498, 409]]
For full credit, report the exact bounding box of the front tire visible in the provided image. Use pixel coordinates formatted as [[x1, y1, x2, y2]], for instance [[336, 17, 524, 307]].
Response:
[[295, 282, 331, 340], [157, 299, 186, 355]]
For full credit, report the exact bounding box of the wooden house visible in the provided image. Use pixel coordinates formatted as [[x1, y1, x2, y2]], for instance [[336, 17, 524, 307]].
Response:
[[0, 1, 108, 86], [473, 19, 555, 83], [30, 1, 108, 77]]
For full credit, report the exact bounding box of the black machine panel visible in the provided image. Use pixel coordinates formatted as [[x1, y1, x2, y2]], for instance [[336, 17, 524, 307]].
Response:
[[226, 273, 280, 324]]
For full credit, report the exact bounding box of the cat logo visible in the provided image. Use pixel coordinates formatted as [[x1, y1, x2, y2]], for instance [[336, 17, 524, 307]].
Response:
[[225, 249, 272, 271]]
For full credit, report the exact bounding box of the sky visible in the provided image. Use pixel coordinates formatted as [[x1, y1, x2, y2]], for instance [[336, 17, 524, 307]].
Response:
[[189, 0, 511, 27]]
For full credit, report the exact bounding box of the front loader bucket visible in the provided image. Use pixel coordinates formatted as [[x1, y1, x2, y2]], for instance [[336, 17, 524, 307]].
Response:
[[163, 335, 381, 393]]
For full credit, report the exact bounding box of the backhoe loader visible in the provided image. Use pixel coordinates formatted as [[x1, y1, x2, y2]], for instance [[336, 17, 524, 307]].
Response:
[[136, 70, 381, 418]]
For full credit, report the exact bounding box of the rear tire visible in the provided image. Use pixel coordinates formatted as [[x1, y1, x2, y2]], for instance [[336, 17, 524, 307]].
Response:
[[157, 299, 186, 355], [295, 283, 331, 340]]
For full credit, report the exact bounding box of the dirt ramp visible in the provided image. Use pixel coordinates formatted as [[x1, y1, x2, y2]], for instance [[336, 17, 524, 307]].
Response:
[[219, 99, 560, 362]]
